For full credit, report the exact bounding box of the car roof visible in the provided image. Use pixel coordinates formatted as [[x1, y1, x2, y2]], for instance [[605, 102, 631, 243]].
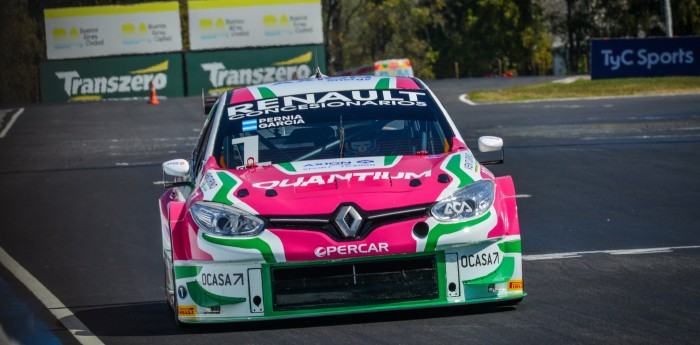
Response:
[[225, 76, 425, 105]]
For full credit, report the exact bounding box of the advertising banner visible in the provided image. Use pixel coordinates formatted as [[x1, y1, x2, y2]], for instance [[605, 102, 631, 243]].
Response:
[[40, 53, 184, 102], [45, 2, 182, 60], [590, 37, 700, 79], [187, 0, 323, 51], [185, 44, 325, 96]]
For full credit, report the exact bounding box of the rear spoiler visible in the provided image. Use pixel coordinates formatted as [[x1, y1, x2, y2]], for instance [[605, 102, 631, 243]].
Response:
[[201, 89, 218, 116]]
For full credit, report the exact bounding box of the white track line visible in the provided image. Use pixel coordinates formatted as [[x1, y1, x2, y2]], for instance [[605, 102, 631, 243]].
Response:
[[458, 94, 477, 106], [0, 247, 104, 345], [0, 108, 24, 138], [523, 245, 700, 261]]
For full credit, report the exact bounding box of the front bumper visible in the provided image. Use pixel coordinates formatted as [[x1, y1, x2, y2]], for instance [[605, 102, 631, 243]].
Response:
[[172, 236, 524, 323]]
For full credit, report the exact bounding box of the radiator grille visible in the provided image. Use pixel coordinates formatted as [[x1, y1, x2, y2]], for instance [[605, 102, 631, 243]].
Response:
[[271, 255, 438, 311]]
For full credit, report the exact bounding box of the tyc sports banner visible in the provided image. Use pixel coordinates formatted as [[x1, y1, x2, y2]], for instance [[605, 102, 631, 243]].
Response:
[[590, 37, 700, 79]]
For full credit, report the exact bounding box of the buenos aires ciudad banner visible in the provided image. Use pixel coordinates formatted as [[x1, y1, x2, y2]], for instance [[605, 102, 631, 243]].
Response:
[[186, 45, 325, 96], [44, 2, 182, 60], [187, 0, 323, 51], [40, 53, 185, 102]]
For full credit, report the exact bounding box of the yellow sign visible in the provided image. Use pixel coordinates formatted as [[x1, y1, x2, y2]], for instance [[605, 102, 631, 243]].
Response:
[[178, 305, 197, 316], [508, 280, 523, 291]]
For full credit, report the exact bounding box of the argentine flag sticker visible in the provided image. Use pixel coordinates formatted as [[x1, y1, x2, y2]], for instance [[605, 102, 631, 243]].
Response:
[[242, 119, 257, 132]]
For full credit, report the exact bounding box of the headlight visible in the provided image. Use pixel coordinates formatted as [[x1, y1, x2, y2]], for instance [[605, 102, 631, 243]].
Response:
[[431, 180, 495, 222], [189, 201, 264, 237]]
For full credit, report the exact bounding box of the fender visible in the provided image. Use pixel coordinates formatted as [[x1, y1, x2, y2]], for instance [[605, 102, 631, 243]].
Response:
[[488, 176, 520, 237]]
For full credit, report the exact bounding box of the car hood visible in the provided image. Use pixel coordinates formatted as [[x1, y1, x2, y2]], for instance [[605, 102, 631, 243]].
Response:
[[197, 153, 484, 216]]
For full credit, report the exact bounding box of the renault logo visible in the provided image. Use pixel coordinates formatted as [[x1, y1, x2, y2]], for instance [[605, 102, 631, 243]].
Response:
[[334, 205, 363, 238]]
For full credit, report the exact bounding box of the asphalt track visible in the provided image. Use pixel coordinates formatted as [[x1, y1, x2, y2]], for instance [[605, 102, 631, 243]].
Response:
[[0, 77, 699, 344]]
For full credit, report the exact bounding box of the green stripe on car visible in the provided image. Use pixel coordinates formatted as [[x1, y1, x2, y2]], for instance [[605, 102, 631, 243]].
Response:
[[212, 172, 238, 204], [202, 233, 277, 263], [424, 212, 491, 252], [186, 281, 246, 308]]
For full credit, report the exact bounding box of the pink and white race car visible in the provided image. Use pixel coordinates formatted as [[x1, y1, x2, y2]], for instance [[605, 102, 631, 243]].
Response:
[[159, 75, 524, 326]]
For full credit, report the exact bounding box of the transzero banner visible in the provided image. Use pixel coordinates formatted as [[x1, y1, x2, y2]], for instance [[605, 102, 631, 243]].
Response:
[[187, 0, 323, 51], [186, 45, 325, 96], [40, 53, 185, 102], [45, 2, 182, 60]]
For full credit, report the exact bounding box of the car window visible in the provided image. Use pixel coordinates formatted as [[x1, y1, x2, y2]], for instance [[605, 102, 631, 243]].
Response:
[[192, 101, 218, 176], [214, 89, 454, 168]]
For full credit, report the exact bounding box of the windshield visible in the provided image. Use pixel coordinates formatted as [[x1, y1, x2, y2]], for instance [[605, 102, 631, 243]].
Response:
[[214, 89, 455, 168]]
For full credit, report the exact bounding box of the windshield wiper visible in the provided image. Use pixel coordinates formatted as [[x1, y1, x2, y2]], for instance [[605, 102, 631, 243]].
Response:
[[338, 115, 345, 158]]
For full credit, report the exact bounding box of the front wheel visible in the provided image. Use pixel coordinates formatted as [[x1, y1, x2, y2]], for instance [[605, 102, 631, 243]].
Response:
[[164, 256, 189, 328]]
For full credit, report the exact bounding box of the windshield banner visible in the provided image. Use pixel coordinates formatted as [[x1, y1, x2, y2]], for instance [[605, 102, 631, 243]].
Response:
[[185, 45, 325, 96], [44, 2, 182, 60], [590, 37, 700, 79], [40, 53, 185, 102]]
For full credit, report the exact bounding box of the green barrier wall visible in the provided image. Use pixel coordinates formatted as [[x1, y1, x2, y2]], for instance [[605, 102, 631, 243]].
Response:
[[40, 53, 184, 102], [186, 44, 326, 96]]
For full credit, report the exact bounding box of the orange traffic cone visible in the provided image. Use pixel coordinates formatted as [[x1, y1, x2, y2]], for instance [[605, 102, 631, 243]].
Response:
[[148, 81, 160, 105]]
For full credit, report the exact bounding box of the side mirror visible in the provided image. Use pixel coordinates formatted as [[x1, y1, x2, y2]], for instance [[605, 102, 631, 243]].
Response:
[[162, 159, 191, 188], [478, 136, 503, 152], [477, 136, 504, 165]]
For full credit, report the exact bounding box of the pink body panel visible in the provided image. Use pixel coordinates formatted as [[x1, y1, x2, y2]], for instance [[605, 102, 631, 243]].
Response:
[[231, 156, 448, 215], [271, 219, 422, 261], [489, 176, 520, 238]]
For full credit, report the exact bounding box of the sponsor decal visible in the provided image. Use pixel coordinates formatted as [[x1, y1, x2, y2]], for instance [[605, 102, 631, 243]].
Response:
[[199, 272, 244, 286], [178, 305, 197, 316], [177, 285, 187, 299], [314, 242, 389, 258], [508, 280, 523, 291], [252, 170, 430, 189], [460, 251, 501, 268], [55, 60, 169, 99], [201, 171, 220, 193], [227, 90, 428, 120], [464, 154, 475, 170], [301, 159, 375, 172], [258, 114, 305, 128], [164, 160, 186, 167], [444, 201, 475, 216], [204, 306, 221, 315], [242, 119, 257, 132]]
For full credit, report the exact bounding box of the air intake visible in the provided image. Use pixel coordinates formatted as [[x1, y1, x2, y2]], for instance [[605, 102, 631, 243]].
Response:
[[271, 255, 438, 311]]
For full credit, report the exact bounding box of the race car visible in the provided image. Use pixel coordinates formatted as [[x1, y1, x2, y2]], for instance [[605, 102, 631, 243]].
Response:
[[159, 75, 524, 326]]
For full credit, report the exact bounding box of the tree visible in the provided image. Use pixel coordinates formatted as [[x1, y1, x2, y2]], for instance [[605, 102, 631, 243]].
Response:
[[674, 0, 700, 35], [429, 0, 552, 77], [0, 1, 42, 104], [323, 0, 445, 79]]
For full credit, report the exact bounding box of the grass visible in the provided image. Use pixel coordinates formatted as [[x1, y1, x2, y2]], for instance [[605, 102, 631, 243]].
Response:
[[467, 76, 700, 103]]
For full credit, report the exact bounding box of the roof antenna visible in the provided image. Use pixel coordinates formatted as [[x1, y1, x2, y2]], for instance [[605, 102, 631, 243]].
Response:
[[314, 46, 327, 78]]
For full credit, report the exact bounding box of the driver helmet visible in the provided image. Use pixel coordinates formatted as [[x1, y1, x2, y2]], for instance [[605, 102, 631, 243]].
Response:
[[347, 132, 378, 156]]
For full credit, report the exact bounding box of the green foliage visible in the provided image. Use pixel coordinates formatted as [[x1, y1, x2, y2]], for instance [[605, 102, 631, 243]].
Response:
[[675, 0, 700, 35], [327, 0, 445, 79], [428, 0, 552, 77], [0, 1, 43, 104]]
